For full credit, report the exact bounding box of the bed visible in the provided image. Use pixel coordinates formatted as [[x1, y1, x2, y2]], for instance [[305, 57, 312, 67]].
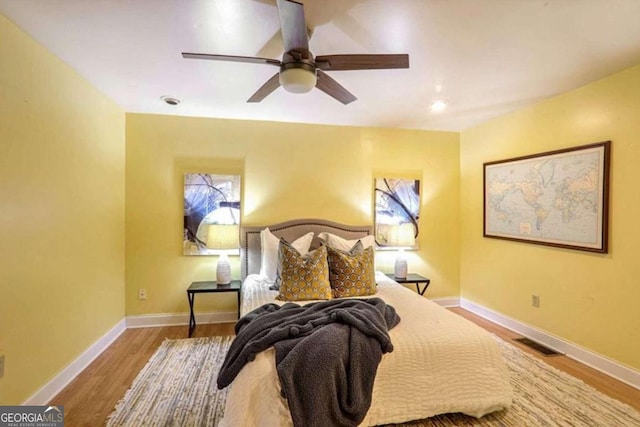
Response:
[[219, 219, 512, 426]]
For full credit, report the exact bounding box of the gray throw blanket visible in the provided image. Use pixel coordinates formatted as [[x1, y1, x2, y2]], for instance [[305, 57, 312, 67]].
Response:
[[217, 298, 401, 427]]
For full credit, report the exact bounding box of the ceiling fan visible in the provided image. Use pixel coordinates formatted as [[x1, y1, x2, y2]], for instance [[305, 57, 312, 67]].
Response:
[[182, 0, 409, 105]]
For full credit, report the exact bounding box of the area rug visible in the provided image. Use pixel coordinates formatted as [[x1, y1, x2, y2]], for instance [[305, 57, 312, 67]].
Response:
[[106, 336, 640, 427]]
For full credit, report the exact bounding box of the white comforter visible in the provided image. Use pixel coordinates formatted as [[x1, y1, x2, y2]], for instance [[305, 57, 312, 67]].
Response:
[[219, 272, 512, 426]]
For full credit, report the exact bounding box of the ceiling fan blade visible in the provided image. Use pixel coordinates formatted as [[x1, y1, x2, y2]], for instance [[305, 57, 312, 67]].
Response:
[[247, 72, 281, 103], [182, 52, 281, 66], [276, 0, 309, 53], [315, 54, 409, 71], [315, 70, 357, 105]]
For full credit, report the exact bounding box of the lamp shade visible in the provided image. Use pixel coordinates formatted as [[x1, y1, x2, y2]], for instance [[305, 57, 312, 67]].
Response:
[[206, 224, 240, 250], [386, 223, 416, 248]]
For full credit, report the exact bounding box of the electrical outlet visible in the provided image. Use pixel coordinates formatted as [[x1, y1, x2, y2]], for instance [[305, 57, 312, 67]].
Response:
[[138, 288, 147, 300], [0, 354, 5, 379], [532, 295, 540, 308]]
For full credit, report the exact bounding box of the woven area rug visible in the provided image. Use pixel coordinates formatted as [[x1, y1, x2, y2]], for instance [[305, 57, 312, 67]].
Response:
[[107, 336, 640, 427]]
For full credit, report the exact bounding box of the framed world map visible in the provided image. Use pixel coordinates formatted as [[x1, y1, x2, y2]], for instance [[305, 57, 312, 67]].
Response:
[[483, 141, 610, 253]]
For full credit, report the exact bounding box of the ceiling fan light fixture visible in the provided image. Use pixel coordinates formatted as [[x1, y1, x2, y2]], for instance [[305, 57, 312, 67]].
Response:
[[279, 67, 317, 94]]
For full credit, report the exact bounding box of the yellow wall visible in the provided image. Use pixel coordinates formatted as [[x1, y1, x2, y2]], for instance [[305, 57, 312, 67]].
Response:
[[0, 15, 125, 403], [460, 64, 640, 370], [125, 114, 460, 315], [9, 0, 637, 399]]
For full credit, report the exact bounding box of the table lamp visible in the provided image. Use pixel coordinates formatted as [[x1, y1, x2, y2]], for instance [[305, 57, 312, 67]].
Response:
[[387, 223, 416, 279], [206, 224, 240, 285]]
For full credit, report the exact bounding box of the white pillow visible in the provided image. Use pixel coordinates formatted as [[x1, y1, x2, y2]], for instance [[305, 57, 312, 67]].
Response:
[[317, 232, 376, 252], [259, 228, 314, 283]]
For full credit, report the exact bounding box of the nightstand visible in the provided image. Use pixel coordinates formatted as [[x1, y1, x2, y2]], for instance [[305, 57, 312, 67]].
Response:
[[385, 273, 431, 296], [187, 280, 242, 337]]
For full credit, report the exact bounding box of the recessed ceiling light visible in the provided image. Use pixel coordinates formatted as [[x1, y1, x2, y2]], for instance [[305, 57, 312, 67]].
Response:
[[430, 100, 447, 112], [161, 95, 181, 106]]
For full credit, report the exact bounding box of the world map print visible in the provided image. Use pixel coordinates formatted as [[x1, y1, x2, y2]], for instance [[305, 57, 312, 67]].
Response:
[[484, 143, 609, 251]]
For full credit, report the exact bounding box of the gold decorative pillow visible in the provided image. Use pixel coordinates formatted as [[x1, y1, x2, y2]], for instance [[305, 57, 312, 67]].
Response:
[[276, 240, 332, 301], [326, 243, 376, 298]]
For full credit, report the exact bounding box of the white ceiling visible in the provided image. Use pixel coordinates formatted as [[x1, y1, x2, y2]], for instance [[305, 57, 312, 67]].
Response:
[[2, 0, 640, 131]]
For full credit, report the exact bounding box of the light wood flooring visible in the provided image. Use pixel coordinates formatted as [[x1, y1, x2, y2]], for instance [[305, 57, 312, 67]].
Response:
[[49, 308, 640, 426]]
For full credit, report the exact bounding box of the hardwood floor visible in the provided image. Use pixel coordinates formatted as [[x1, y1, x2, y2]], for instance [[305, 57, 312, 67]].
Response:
[[49, 310, 639, 426], [49, 323, 235, 427]]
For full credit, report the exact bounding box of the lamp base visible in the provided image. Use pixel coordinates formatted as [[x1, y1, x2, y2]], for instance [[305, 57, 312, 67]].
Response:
[[394, 251, 407, 279], [216, 253, 231, 285]]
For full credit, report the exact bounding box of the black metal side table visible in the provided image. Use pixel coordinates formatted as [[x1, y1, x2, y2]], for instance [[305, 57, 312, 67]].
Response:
[[187, 280, 242, 337], [385, 273, 431, 296]]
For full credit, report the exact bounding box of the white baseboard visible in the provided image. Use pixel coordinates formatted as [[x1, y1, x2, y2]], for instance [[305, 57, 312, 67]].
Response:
[[460, 298, 640, 391], [126, 311, 237, 328], [430, 297, 461, 307], [23, 318, 126, 405]]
